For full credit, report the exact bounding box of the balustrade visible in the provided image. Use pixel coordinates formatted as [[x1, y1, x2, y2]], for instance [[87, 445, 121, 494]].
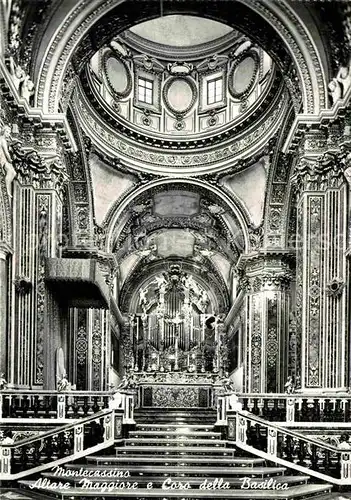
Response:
[[0, 390, 135, 478], [233, 411, 349, 482], [237, 393, 351, 422], [0, 391, 111, 420], [0, 409, 120, 479]]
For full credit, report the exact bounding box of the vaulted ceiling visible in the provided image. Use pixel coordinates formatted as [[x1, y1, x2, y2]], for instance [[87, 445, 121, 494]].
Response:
[[6, 0, 350, 310]]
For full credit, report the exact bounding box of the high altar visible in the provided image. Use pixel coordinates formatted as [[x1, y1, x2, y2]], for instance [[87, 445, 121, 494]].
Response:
[[126, 264, 226, 408]]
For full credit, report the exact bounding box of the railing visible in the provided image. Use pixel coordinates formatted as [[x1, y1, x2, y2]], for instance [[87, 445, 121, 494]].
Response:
[[230, 410, 351, 484], [0, 408, 124, 479], [235, 393, 351, 422], [0, 391, 112, 420]]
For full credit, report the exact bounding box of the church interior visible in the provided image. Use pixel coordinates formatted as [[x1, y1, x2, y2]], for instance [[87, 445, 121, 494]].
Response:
[[1, 0, 351, 498]]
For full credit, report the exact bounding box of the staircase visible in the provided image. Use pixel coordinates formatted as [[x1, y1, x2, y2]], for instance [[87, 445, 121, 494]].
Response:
[[17, 408, 336, 499]]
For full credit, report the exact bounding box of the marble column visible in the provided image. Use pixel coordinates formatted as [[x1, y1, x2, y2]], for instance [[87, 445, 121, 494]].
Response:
[[238, 253, 291, 393], [293, 153, 348, 390]]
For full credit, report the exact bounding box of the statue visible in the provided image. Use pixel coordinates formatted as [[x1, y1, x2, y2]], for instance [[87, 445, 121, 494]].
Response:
[[21, 75, 35, 104], [328, 78, 343, 105], [285, 376, 295, 394], [336, 60, 351, 97], [0, 125, 16, 199], [139, 288, 147, 305], [153, 274, 167, 293], [57, 371, 69, 392], [108, 390, 123, 410], [0, 372, 8, 390], [221, 374, 236, 394], [328, 60, 351, 105], [9, 57, 25, 92]]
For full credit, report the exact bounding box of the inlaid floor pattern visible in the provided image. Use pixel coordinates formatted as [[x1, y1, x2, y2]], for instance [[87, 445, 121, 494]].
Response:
[[18, 408, 340, 499]]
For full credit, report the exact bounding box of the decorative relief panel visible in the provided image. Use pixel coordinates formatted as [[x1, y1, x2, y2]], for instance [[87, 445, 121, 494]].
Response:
[[153, 386, 198, 408], [251, 294, 262, 393], [306, 196, 323, 387], [35, 195, 50, 384]]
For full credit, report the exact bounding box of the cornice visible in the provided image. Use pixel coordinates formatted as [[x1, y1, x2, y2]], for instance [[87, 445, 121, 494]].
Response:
[[0, 60, 77, 152], [282, 84, 351, 154], [236, 250, 295, 271], [74, 82, 289, 176], [82, 63, 281, 149]]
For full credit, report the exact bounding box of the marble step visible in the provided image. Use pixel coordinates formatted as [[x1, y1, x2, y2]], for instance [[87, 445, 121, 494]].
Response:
[[88, 456, 264, 466], [123, 438, 225, 447], [129, 430, 222, 438], [135, 409, 216, 415], [115, 445, 234, 455], [136, 424, 215, 431], [135, 412, 216, 424], [18, 481, 333, 499], [64, 464, 287, 476], [40, 472, 309, 487]]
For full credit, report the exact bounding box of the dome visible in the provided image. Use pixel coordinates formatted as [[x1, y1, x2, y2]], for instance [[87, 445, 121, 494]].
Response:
[[77, 14, 279, 162]]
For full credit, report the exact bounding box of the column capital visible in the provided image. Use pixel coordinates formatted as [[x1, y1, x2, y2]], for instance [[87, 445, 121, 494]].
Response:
[[292, 151, 346, 194], [236, 251, 294, 293], [11, 141, 68, 193]]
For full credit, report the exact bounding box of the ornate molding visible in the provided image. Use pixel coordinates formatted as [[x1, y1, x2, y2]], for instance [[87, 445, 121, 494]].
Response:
[[162, 75, 197, 118], [36, 0, 323, 114], [292, 152, 345, 194], [240, 272, 292, 294], [81, 64, 282, 151], [228, 49, 260, 100], [133, 370, 217, 385], [102, 49, 132, 100], [75, 84, 288, 174], [11, 141, 68, 193]]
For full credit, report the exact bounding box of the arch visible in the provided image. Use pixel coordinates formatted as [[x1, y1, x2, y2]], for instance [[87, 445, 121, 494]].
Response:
[[104, 177, 250, 254], [120, 257, 230, 314], [35, 0, 328, 114]]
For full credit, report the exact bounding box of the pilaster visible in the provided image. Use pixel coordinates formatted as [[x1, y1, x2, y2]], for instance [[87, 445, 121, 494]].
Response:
[[238, 252, 292, 393], [293, 132, 349, 390], [9, 142, 67, 387]]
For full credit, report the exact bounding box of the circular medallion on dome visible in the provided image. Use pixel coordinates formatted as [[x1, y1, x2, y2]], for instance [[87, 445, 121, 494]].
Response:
[[163, 77, 197, 116], [229, 51, 259, 99], [103, 53, 132, 99]]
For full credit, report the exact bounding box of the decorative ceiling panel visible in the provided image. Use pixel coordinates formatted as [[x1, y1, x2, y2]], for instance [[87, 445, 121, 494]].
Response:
[[153, 191, 200, 217]]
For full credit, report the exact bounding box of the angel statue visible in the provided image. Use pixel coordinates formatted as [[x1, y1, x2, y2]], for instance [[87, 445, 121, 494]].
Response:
[[284, 376, 295, 394], [221, 374, 236, 394], [139, 287, 147, 305], [0, 125, 16, 200]]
